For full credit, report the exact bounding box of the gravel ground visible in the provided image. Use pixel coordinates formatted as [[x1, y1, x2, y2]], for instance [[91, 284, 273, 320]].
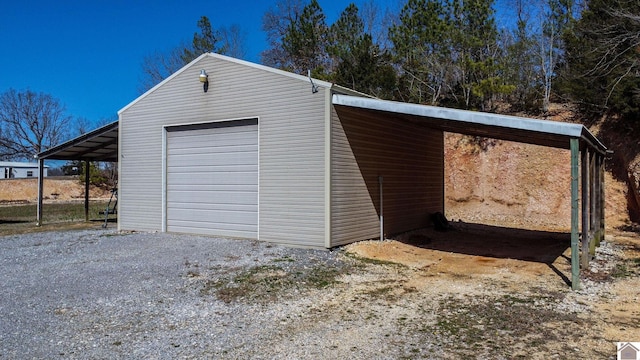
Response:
[[0, 229, 352, 359], [1, 228, 636, 359]]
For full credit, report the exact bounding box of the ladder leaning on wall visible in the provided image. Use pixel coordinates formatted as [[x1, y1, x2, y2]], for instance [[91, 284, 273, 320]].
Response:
[[99, 187, 117, 228]]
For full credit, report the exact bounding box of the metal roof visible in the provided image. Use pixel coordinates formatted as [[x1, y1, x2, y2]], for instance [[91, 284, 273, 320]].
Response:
[[332, 95, 607, 154], [37, 121, 118, 161]]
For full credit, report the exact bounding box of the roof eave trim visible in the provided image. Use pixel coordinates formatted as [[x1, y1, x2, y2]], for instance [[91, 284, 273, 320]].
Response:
[[332, 94, 587, 138], [580, 128, 608, 154], [37, 121, 119, 160], [332, 94, 609, 154]]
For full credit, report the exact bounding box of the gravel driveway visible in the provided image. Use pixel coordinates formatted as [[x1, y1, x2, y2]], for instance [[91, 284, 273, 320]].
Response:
[[0, 229, 355, 359], [1, 228, 631, 359]]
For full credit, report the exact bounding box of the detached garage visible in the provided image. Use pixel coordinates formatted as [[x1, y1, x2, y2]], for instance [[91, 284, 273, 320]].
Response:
[[116, 52, 606, 270], [118, 53, 447, 248]]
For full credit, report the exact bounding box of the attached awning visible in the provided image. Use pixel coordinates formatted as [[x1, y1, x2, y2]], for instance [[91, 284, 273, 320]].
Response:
[[332, 94, 607, 290], [332, 95, 607, 155], [35, 120, 119, 227], [37, 121, 118, 161]]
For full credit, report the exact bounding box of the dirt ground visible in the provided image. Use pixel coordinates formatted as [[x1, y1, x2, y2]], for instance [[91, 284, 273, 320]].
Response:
[[0, 177, 111, 204], [342, 131, 640, 357]]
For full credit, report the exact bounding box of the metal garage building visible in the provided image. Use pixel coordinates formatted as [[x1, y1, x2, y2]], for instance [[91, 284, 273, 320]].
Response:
[[38, 53, 607, 289], [115, 53, 449, 248]]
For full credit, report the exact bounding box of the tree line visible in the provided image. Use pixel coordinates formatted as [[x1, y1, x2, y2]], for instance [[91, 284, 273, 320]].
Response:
[[140, 0, 639, 126], [1, 0, 638, 161]]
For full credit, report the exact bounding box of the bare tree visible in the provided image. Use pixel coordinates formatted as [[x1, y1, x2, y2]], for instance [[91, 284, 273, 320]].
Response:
[[138, 45, 187, 94], [219, 24, 248, 59], [260, 0, 305, 69], [139, 16, 248, 94], [0, 89, 71, 160]]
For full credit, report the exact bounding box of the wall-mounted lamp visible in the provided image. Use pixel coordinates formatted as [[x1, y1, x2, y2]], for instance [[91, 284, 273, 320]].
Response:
[[199, 69, 209, 92]]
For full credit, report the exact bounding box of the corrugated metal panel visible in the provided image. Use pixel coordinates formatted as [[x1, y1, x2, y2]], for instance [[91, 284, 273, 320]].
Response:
[[166, 121, 258, 238], [332, 95, 607, 154], [119, 54, 328, 247], [330, 104, 444, 247]]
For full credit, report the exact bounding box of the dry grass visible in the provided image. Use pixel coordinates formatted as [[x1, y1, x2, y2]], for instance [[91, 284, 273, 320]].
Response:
[[0, 201, 112, 236]]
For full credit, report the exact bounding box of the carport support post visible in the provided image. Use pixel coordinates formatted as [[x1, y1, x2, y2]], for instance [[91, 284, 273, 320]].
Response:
[[581, 148, 590, 269], [84, 160, 90, 222], [36, 158, 44, 226], [570, 138, 580, 290]]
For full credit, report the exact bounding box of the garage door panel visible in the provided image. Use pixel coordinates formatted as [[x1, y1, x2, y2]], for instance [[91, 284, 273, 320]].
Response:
[[169, 145, 259, 158], [167, 202, 257, 212], [167, 184, 257, 193], [168, 208, 257, 223], [167, 190, 257, 205], [167, 171, 258, 185], [166, 120, 258, 238]]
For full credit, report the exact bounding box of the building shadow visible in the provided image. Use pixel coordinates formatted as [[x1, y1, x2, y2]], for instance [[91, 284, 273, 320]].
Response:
[[0, 219, 30, 224], [395, 221, 572, 286]]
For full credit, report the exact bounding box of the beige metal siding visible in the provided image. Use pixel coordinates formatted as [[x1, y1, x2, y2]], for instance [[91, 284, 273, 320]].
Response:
[[330, 105, 444, 247], [119, 54, 327, 247]]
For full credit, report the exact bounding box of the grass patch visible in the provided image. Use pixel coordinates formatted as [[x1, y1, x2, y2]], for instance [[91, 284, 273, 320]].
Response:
[[202, 262, 348, 303], [344, 252, 408, 268], [424, 292, 580, 358], [611, 258, 640, 278], [0, 201, 111, 236]]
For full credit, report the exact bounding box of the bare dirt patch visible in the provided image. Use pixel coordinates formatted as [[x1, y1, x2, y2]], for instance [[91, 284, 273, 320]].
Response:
[[341, 226, 639, 358], [0, 177, 110, 204], [346, 223, 570, 284]]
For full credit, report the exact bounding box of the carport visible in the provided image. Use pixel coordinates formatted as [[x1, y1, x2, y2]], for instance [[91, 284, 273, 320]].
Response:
[[35, 121, 118, 224], [332, 95, 608, 290]]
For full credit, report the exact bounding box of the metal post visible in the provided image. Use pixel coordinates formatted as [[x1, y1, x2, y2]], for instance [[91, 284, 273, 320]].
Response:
[[36, 158, 44, 226], [600, 155, 606, 244], [379, 176, 383, 241], [581, 148, 590, 269], [84, 160, 90, 222], [592, 155, 600, 247], [570, 138, 580, 290]]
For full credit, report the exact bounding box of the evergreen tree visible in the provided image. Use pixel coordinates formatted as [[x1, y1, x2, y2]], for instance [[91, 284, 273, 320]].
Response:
[[181, 16, 220, 63], [281, 0, 329, 76], [563, 0, 640, 125], [449, 0, 510, 110], [139, 16, 245, 93], [390, 0, 453, 105], [329, 4, 396, 98], [390, 0, 509, 109], [503, 1, 539, 111]]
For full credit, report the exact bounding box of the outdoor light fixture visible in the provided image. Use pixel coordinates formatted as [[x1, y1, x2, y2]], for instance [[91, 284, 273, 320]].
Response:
[[199, 69, 209, 92]]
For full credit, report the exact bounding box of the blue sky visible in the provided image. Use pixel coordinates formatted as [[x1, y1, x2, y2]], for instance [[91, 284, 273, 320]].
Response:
[[1, 0, 514, 130], [0, 0, 398, 128]]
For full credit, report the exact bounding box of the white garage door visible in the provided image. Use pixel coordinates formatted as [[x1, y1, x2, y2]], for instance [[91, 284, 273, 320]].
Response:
[[166, 119, 258, 238]]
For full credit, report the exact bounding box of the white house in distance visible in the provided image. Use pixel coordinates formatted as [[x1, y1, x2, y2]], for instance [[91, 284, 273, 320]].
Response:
[[0, 161, 48, 179]]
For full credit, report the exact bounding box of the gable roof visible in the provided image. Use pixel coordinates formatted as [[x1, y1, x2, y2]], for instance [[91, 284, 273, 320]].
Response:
[[118, 52, 334, 115], [332, 95, 607, 154]]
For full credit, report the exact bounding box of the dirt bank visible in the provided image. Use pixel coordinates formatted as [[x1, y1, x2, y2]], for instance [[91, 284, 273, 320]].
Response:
[[0, 177, 111, 204]]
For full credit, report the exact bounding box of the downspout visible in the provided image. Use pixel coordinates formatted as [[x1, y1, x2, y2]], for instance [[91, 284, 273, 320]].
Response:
[[379, 175, 384, 241]]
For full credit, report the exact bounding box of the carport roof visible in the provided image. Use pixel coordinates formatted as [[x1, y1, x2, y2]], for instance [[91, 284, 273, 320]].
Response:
[[37, 121, 118, 162], [332, 95, 607, 154]]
